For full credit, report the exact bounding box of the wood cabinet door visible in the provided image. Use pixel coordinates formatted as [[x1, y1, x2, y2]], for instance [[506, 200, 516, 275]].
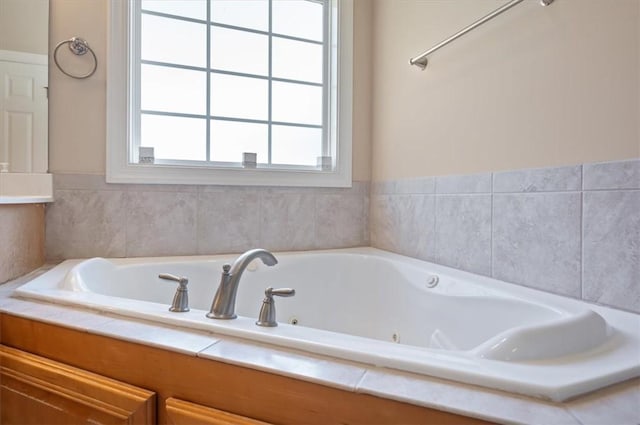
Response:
[[166, 397, 272, 425], [0, 345, 156, 424]]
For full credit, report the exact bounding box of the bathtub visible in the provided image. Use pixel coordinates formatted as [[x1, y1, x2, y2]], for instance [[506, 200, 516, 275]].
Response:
[[14, 247, 640, 401]]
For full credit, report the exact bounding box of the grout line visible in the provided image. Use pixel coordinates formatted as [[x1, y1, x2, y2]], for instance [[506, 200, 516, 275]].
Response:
[[123, 190, 130, 257], [579, 190, 585, 302], [490, 173, 494, 279], [353, 369, 369, 392], [195, 188, 201, 254], [433, 193, 438, 261]]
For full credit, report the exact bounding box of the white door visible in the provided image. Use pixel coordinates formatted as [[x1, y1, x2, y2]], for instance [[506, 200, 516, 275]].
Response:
[[0, 58, 48, 172]]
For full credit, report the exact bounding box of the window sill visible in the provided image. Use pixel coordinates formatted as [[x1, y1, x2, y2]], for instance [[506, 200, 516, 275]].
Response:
[[106, 162, 352, 188]]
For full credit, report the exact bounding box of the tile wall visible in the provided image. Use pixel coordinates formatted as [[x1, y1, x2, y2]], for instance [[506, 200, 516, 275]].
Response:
[[45, 174, 369, 260], [370, 159, 640, 313], [43, 159, 639, 314], [0, 204, 45, 283]]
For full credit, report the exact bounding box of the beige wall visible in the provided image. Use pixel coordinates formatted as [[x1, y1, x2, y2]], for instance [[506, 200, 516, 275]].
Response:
[[49, 0, 108, 175], [372, 0, 640, 181], [48, 0, 373, 181], [0, 0, 49, 55]]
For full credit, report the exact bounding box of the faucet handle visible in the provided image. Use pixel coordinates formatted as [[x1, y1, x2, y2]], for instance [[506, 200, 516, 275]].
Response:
[[267, 287, 295, 298], [159, 273, 188, 288], [159, 273, 189, 312], [256, 286, 295, 327]]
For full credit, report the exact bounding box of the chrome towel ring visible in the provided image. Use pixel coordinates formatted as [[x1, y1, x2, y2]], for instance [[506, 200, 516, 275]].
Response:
[[53, 37, 98, 79]]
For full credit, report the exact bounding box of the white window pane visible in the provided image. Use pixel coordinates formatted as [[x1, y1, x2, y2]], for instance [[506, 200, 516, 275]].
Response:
[[142, 0, 207, 20], [211, 27, 268, 76], [211, 0, 268, 31], [273, 0, 323, 42], [141, 65, 206, 115], [141, 114, 206, 161], [272, 125, 322, 166], [273, 37, 323, 83], [211, 74, 268, 120], [272, 82, 322, 125], [142, 14, 206, 67], [211, 120, 268, 163]]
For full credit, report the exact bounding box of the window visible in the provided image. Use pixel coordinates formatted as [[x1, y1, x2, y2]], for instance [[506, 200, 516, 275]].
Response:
[[107, 0, 352, 187]]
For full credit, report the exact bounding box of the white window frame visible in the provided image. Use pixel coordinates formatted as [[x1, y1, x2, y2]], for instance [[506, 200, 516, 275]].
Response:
[[106, 0, 352, 187]]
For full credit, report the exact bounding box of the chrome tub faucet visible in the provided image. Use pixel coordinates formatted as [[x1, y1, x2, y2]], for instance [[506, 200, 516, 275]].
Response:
[[207, 248, 278, 320]]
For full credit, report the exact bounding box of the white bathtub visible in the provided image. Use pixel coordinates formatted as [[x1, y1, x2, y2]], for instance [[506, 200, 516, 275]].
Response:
[[14, 247, 640, 401]]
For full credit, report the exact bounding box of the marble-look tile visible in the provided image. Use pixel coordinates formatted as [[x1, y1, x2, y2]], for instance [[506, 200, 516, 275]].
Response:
[[351, 180, 371, 195], [369, 195, 395, 251], [315, 193, 366, 248], [197, 190, 261, 254], [93, 316, 219, 355], [0, 297, 54, 316], [198, 184, 261, 194], [583, 159, 640, 190], [125, 191, 198, 256], [199, 337, 366, 391], [3, 300, 115, 331], [357, 369, 579, 425], [493, 165, 582, 193], [493, 193, 582, 297], [259, 192, 316, 251], [582, 191, 640, 312], [371, 180, 397, 195], [361, 193, 370, 246], [125, 183, 199, 193], [565, 378, 640, 425], [435, 173, 492, 194], [395, 177, 436, 194], [45, 189, 127, 260], [370, 195, 436, 261], [0, 204, 45, 283], [435, 195, 492, 276]]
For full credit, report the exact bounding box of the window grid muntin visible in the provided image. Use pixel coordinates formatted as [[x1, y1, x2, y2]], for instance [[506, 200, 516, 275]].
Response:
[[205, 0, 212, 161], [139, 2, 328, 167], [267, 0, 273, 164], [140, 59, 324, 88]]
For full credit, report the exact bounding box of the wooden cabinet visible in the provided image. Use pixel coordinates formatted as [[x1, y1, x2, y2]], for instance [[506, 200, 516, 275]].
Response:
[[0, 345, 156, 424], [166, 398, 271, 425], [1, 313, 491, 424]]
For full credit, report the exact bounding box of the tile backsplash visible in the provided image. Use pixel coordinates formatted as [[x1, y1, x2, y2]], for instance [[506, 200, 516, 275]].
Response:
[[44, 159, 639, 313], [370, 159, 640, 313], [0, 204, 45, 283], [45, 174, 369, 260]]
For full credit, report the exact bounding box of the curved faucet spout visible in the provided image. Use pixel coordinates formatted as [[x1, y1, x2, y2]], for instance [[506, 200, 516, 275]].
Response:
[[229, 248, 278, 278], [207, 249, 278, 320]]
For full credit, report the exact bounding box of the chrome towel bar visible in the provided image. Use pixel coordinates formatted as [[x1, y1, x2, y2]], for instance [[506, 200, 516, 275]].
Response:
[[409, 0, 555, 70]]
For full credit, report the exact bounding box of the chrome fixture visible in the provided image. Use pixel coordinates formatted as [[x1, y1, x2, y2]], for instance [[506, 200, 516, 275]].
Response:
[[256, 287, 296, 327], [158, 273, 190, 312], [409, 0, 555, 70], [207, 249, 278, 320], [53, 37, 98, 79]]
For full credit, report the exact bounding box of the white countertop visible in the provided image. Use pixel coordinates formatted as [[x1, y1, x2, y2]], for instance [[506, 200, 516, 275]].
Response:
[[0, 195, 53, 204], [0, 173, 53, 203], [1, 267, 638, 425]]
